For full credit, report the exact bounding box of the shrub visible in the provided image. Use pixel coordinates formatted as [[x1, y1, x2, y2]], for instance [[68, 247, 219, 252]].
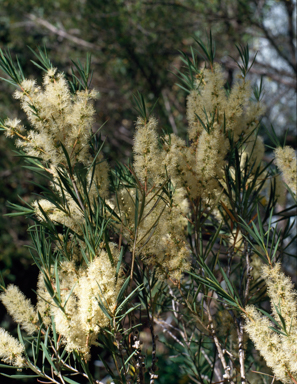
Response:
[[0, 40, 296, 384]]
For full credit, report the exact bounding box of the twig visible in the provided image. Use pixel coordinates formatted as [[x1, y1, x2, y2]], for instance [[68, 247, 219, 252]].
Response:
[[154, 318, 186, 348], [26, 14, 101, 50], [237, 240, 252, 384], [206, 304, 234, 383], [49, 339, 104, 384], [244, 245, 252, 306], [201, 348, 222, 382], [168, 286, 179, 319]]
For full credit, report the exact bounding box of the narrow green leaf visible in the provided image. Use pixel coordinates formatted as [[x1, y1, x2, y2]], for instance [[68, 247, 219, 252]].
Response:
[[116, 285, 142, 316], [64, 377, 81, 384], [116, 276, 131, 304], [1, 374, 39, 379], [41, 341, 57, 372]]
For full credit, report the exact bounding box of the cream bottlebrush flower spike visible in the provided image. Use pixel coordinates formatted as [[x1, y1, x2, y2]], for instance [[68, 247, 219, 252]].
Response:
[[162, 133, 199, 199], [274, 146, 297, 195], [0, 285, 37, 335], [244, 263, 297, 383], [133, 116, 164, 186], [0, 328, 25, 368], [195, 125, 230, 201]]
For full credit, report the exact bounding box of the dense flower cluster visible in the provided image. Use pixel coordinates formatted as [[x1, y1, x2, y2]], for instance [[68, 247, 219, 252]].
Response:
[[6, 71, 97, 167], [1, 244, 123, 361], [4, 69, 109, 234], [245, 263, 297, 383], [1, 58, 294, 384]]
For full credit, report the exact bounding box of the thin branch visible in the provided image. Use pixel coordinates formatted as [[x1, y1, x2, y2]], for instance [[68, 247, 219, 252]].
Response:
[[283, 0, 296, 64], [253, 20, 296, 74], [154, 318, 186, 348], [236, 320, 247, 384], [26, 14, 101, 50], [206, 303, 234, 384]]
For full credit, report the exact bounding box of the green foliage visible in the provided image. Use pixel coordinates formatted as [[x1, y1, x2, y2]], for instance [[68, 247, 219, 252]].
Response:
[[194, 31, 216, 69], [231, 44, 257, 78], [0, 50, 25, 86]]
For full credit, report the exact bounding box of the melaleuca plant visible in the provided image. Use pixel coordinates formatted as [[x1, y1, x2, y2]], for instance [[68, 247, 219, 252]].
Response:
[[0, 37, 296, 384]]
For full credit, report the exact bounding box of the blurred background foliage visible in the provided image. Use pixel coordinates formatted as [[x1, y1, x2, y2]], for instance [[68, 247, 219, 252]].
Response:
[[0, 0, 296, 382]]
